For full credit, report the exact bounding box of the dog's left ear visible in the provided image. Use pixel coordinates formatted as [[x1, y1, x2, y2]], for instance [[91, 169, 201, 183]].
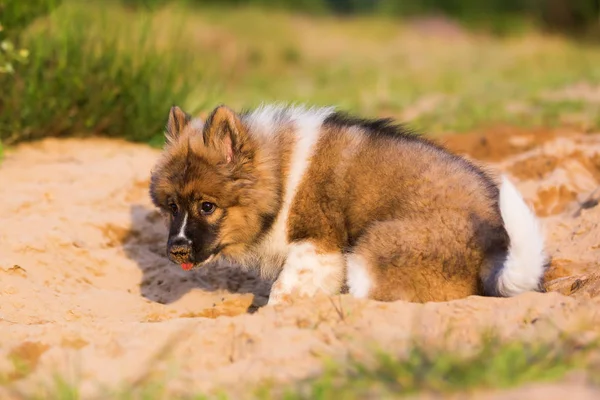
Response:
[[203, 105, 248, 163], [166, 106, 192, 143]]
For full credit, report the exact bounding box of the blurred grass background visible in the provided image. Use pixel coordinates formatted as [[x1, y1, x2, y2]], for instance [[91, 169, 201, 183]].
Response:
[[1, 0, 600, 146]]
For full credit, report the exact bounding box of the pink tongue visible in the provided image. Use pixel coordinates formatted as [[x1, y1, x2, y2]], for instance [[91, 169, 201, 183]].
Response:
[[181, 263, 194, 271]]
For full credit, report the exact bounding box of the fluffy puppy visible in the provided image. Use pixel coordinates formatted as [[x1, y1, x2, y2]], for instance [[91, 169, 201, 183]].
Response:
[[149, 104, 548, 305]]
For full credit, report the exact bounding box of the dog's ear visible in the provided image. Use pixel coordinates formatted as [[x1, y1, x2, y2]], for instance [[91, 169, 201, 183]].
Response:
[[203, 105, 248, 164], [165, 106, 192, 143]]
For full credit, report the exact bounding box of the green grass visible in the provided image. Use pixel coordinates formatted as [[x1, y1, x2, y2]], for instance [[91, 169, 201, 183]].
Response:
[[2, 0, 600, 147], [0, 1, 216, 145], [264, 337, 598, 400], [7, 336, 597, 399]]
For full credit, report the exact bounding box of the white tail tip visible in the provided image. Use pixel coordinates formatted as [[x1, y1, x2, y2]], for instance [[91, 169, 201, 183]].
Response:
[[495, 176, 548, 297]]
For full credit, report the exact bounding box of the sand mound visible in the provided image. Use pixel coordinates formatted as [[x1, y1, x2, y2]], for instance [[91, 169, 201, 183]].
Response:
[[1, 131, 600, 398]]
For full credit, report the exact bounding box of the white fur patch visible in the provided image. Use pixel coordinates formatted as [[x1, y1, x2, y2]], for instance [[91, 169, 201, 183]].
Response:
[[268, 242, 345, 305], [243, 103, 335, 139], [496, 175, 548, 296], [176, 212, 189, 241], [245, 104, 335, 274], [346, 253, 372, 299]]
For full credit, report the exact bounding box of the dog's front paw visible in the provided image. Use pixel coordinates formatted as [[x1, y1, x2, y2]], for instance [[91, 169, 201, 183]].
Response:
[[267, 281, 294, 306]]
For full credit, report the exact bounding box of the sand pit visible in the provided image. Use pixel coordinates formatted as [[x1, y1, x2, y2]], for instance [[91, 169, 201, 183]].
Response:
[[2, 129, 600, 398]]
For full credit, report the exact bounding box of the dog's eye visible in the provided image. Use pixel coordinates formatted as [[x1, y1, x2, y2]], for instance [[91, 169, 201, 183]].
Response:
[[200, 202, 216, 215], [169, 203, 178, 215]]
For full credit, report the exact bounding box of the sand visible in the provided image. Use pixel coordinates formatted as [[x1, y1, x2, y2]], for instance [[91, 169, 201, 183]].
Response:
[[1, 129, 600, 398]]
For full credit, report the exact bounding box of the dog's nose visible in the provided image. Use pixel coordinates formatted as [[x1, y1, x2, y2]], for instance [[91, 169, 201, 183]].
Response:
[[169, 240, 192, 261], [170, 245, 190, 257]]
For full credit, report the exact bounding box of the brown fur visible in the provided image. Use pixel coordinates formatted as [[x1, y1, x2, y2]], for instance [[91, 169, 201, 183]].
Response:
[[287, 118, 507, 301]]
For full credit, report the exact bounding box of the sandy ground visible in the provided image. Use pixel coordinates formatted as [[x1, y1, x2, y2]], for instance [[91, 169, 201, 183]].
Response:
[[2, 128, 600, 399]]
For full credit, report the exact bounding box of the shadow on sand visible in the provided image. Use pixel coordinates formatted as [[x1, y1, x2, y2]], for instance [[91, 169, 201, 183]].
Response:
[[122, 204, 272, 311]]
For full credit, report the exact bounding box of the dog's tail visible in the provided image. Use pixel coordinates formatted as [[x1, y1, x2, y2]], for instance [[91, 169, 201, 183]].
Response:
[[493, 175, 548, 296]]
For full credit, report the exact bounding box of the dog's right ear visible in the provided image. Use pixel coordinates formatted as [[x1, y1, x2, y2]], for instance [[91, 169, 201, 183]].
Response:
[[165, 106, 192, 143]]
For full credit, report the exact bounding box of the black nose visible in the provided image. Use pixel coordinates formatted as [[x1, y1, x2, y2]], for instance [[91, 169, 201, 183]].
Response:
[[168, 239, 192, 261], [170, 245, 190, 257]]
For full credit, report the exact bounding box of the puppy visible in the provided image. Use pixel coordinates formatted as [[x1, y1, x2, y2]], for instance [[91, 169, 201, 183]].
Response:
[[149, 104, 548, 305]]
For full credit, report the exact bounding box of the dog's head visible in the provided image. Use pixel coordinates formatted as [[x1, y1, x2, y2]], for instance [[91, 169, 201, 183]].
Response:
[[149, 105, 279, 270]]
